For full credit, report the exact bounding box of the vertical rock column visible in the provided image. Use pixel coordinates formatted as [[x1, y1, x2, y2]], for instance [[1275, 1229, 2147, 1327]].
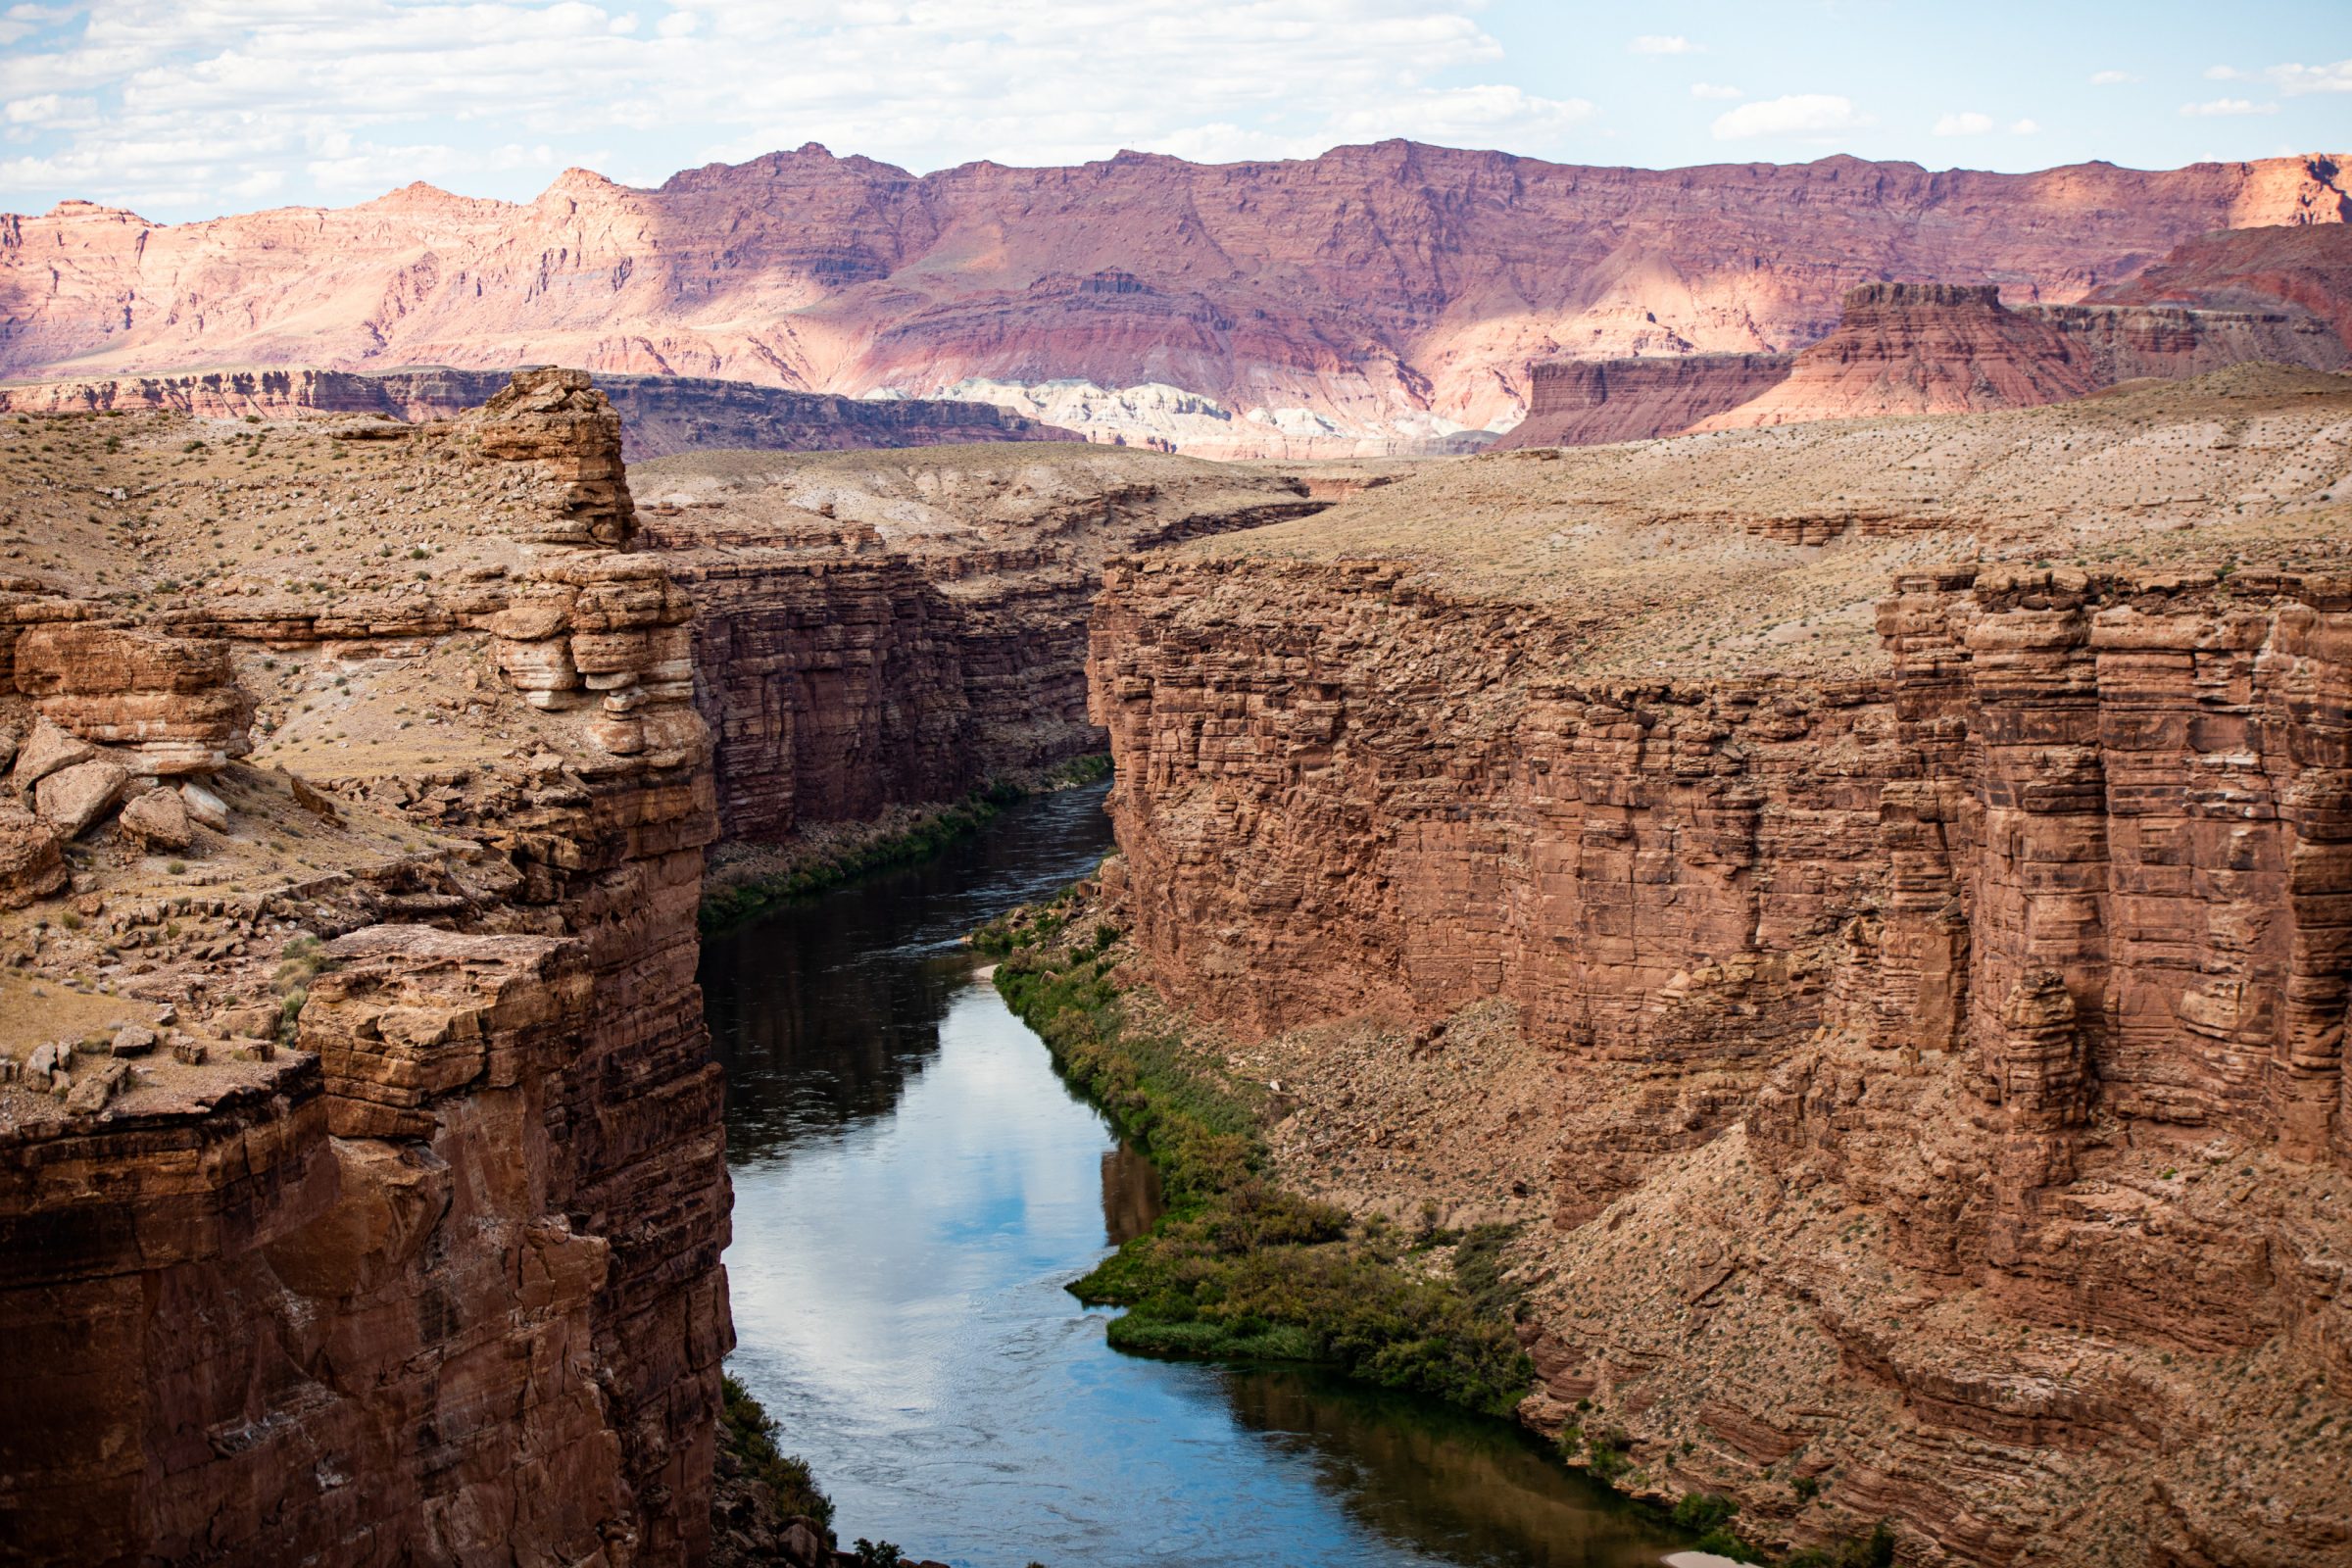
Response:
[[1963, 572, 2105, 1250], [2269, 599, 2352, 1166]]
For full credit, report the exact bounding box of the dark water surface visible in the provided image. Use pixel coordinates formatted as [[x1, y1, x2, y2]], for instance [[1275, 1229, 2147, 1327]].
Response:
[[704, 784, 1682, 1568]]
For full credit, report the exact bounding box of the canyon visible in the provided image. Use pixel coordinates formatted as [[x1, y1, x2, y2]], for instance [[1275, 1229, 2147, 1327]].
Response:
[[1086, 365, 2352, 1565], [3, 145, 2345, 455]]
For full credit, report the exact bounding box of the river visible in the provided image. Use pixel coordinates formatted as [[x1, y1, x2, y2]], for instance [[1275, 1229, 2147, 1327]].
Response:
[[703, 783, 1686, 1568]]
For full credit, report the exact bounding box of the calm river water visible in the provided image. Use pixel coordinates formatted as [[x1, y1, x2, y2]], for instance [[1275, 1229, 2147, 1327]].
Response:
[[703, 783, 1684, 1568]]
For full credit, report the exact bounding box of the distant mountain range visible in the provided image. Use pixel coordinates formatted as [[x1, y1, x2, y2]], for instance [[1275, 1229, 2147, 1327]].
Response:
[[3, 142, 2345, 456]]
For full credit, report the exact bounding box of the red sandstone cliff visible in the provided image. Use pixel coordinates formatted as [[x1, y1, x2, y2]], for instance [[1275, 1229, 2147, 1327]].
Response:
[[2, 145, 2344, 448], [1084, 370, 2352, 1565], [0, 372, 732, 1564], [629, 446, 1322, 842], [0, 367, 1078, 462]]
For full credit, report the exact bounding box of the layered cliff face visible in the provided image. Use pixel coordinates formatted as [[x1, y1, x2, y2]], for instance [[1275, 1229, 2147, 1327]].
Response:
[[2086, 220, 2352, 350], [1691, 282, 2350, 432], [0, 371, 732, 1564], [1088, 368, 2352, 1565], [0, 367, 1078, 462], [1492, 354, 1795, 450], [3, 144, 2344, 452], [628, 445, 1323, 841]]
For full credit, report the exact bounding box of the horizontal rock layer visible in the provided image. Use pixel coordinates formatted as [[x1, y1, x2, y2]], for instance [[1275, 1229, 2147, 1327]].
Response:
[[0, 366, 1080, 462]]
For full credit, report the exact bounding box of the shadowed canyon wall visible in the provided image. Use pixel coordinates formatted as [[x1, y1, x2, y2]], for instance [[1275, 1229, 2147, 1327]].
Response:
[[629, 446, 1323, 841], [0, 367, 1079, 462]]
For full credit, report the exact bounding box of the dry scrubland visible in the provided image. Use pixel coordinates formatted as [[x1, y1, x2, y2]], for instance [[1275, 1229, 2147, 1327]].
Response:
[[1192, 365, 2352, 676]]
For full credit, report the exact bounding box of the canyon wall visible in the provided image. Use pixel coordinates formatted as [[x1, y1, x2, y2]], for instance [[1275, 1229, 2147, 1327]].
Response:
[[0, 372, 732, 1564], [630, 446, 1323, 841], [0, 366, 1078, 462], [3, 145, 2343, 450], [1692, 281, 2349, 431], [1086, 372, 2352, 1564], [1493, 354, 1794, 449]]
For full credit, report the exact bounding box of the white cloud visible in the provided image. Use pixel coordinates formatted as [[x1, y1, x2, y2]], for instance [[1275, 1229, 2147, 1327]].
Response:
[[2010, 118, 2039, 134], [2087, 70, 2135, 84], [2204, 65, 2244, 80], [1690, 82, 1742, 100], [1932, 111, 1993, 136], [2180, 97, 2278, 117], [2268, 58, 2352, 94], [1326, 84, 1597, 149], [1711, 93, 1870, 142], [0, 0, 1614, 220], [1629, 34, 1693, 55]]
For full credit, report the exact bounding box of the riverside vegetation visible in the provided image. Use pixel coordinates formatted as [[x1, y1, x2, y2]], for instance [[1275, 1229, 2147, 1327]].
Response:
[[980, 879, 1909, 1567], [977, 886, 1537, 1416]]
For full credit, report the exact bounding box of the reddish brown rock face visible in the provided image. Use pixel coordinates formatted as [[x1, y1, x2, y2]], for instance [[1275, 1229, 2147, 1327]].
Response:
[[0, 369, 732, 1567], [1090, 502, 2352, 1559], [2, 144, 2342, 442], [630, 446, 1324, 840], [1494, 354, 1795, 449]]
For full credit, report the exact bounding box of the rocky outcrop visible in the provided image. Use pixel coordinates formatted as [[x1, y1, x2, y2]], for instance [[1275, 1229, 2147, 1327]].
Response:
[[0, 367, 1079, 462], [0, 369, 731, 1565], [1494, 354, 1794, 449], [3, 144, 2343, 450], [1085, 378, 2352, 1563]]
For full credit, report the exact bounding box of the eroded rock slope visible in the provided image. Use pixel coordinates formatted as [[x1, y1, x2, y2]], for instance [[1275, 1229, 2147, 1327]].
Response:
[[1088, 367, 2352, 1565]]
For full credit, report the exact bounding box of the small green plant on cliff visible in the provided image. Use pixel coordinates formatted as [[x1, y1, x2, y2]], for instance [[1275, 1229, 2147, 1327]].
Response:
[[719, 1375, 834, 1537], [850, 1541, 905, 1568], [271, 934, 336, 1040], [982, 907, 1532, 1417], [1673, 1494, 1765, 1562]]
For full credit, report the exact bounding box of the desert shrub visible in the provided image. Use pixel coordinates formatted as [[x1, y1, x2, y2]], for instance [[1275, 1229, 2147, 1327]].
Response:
[[719, 1374, 834, 1536], [991, 918, 1533, 1418]]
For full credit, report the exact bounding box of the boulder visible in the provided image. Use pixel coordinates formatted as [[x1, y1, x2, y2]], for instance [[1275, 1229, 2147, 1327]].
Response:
[[110, 1025, 158, 1058], [209, 1003, 280, 1040], [0, 802, 66, 907], [179, 781, 230, 832], [63, 1060, 128, 1114], [33, 757, 129, 838], [0, 726, 17, 774], [11, 717, 94, 791], [120, 787, 194, 852]]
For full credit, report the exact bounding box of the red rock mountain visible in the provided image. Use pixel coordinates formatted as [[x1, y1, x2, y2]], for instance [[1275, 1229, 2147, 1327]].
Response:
[[3, 143, 2345, 450]]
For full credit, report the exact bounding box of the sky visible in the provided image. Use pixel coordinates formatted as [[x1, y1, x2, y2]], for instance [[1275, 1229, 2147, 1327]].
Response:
[[0, 0, 2344, 222]]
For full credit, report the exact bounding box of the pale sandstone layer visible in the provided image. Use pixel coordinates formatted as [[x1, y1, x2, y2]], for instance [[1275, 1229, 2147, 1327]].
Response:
[[2, 145, 2345, 450], [0, 373, 733, 1565], [1088, 368, 2352, 1565], [0, 366, 1079, 462], [630, 445, 1321, 842]]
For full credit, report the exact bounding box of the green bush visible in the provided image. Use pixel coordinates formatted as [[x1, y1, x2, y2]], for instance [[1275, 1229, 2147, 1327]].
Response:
[[720, 1375, 834, 1537], [990, 917, 1533, 1418], [1785, 1522, 1898, 1568], [700, 782, 1027, 934]]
